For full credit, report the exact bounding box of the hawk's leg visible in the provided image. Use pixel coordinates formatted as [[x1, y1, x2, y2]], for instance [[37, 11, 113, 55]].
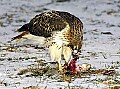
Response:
[[63, 46, 72, 65], [58, 54, 64, 71], [58, 44, 64, 71], [59, 46, 72, 71], [49, 44, 64, 71]]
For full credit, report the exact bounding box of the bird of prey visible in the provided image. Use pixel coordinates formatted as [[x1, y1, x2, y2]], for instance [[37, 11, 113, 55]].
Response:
[[12, 10, 83, 71]]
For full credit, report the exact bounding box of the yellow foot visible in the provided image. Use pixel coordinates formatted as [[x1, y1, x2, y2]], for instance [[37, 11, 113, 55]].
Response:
[[59, 65, 64, 72]]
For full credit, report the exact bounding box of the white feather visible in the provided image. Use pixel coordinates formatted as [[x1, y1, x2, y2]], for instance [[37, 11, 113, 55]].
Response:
[[15, 33, 46, 46], [49, 24, 72, 68], [52, 24, 70, 46]]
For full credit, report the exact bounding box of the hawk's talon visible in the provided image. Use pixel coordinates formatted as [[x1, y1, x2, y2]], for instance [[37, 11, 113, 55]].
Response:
[[58, 65, 64, 72]]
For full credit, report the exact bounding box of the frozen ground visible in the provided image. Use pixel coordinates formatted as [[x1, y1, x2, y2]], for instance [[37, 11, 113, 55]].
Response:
[[0, 0, 120, 89]]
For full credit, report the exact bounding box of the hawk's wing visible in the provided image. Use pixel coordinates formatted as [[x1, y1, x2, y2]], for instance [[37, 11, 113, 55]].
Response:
[[27, 11, 68, 38]]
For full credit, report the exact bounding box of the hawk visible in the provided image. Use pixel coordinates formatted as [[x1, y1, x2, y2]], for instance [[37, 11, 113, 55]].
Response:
[[12, 10, 83, 71]]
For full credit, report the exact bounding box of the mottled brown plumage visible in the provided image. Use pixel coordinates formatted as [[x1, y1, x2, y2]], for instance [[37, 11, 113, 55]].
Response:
[[12, 10, 83, 71]]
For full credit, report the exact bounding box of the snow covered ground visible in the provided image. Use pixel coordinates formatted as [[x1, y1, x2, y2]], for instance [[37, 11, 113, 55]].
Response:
[[0, 0, 120, 89]]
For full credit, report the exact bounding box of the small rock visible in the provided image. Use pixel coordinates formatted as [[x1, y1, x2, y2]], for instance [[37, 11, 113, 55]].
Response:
[[101, 32, 113, 35]]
